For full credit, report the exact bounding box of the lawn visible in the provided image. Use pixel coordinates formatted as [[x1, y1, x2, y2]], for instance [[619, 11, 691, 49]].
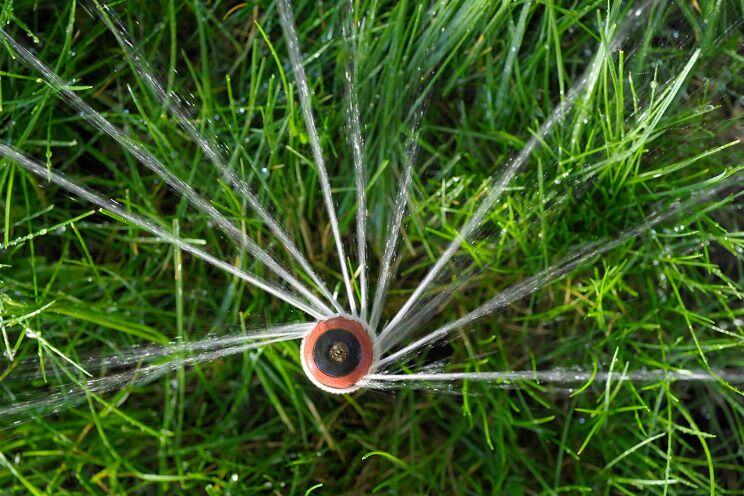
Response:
[[0, 0, 742, 493]]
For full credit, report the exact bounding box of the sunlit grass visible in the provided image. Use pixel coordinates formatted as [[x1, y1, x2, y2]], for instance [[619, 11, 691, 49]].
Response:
[[0, 0, 742, 493]]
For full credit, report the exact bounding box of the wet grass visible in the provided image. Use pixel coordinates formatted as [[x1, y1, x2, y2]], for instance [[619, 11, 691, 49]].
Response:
[[0, 0, 742, 493]]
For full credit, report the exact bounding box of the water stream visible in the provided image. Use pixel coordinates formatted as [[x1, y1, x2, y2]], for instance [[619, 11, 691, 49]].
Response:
[[0, 0, 740, 415], [0, 29, 332, 318], [0, 143, 326, 319], [92, 0, 343, 316], [276, 0, 357, 315]]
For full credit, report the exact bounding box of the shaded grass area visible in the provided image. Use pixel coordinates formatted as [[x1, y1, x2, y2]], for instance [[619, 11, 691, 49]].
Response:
[[0, 0, 742, 493]]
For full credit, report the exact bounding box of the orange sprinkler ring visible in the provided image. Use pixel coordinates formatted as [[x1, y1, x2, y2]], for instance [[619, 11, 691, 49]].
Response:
[[301, 316, 375, 393]]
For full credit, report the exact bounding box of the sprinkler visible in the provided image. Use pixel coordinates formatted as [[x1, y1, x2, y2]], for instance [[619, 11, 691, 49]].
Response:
[[301, 316, 376, 393]]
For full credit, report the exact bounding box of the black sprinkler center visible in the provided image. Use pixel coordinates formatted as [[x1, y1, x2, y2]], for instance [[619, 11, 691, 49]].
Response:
[[313, 328, 362, 377]]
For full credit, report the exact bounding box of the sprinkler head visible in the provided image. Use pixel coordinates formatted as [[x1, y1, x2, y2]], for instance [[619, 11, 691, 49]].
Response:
[[301, 316, 375, 393]]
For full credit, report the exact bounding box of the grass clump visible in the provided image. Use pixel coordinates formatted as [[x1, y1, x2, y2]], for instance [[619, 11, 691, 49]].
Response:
[[0, 0, 742, 493]]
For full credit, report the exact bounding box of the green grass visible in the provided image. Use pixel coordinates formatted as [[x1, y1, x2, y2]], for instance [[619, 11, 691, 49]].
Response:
[[0, 0, 742, 493]]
